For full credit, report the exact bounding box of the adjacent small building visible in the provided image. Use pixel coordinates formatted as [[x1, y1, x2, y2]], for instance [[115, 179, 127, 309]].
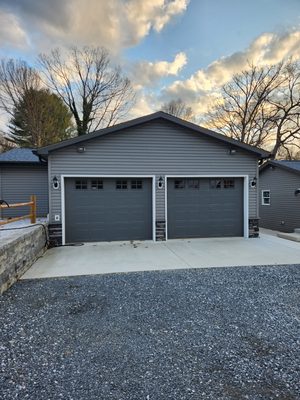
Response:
[[0, 148, 48, 218], [35, 112, 268, 245], [259, 160, 300, 232]]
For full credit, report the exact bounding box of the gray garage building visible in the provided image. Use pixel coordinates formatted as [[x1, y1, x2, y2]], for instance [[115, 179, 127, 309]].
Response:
[[259, 160, 300, 232], [35, 112, 269, 245], [0, 148, 48, 218]]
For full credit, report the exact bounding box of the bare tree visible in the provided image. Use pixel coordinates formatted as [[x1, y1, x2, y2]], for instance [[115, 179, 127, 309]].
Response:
[[206, 60, 300, 158], [39, 46, 135, 135], [277, 144, 300, 160], [266, 61, 300, 157], [206, 62, 285, 147], [161, 98, 194, 121], [0, 59, 41, 117]]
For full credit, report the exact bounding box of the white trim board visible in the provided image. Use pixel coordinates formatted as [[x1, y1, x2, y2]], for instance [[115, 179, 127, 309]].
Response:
[[60, 174, 156, 246], [164, 175, 249, 240]]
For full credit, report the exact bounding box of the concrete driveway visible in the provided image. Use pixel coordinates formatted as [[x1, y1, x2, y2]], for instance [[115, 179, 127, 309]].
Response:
[[23, 232, 300, 279]]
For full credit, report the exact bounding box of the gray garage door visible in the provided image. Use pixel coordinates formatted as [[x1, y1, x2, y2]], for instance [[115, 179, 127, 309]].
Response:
[[65, 178, 152, 243], [167, 178, 244, 239]]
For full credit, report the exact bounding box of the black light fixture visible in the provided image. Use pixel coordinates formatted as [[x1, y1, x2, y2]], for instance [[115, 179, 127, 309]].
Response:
[[52, 176, 60, 190], [77, 146, 85, 153], [295, 188, 300, 196], [250, 176, 257, 188], [158, 176, 164, 189]]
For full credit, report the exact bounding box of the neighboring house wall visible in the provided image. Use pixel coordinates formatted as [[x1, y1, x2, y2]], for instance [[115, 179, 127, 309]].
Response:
[[48, 119, 259, 230], [0, 164, 49, 218], [260, 166, 300, 232]]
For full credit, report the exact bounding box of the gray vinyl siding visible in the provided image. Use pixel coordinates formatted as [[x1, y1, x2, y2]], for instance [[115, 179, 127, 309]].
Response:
[[48, 119, 259, 224], [0, 164, 48, 218], [259, 166, 300, 232]]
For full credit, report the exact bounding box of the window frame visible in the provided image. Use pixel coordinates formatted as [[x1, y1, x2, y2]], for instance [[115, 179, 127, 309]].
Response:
[[261, 190, 271, 206]]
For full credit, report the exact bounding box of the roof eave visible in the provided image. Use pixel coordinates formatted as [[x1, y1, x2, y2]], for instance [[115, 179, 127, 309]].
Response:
[[0, 161, 46, 165]]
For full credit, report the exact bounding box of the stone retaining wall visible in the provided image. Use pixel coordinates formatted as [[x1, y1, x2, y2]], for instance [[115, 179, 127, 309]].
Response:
[[0, 224, 47, 294]]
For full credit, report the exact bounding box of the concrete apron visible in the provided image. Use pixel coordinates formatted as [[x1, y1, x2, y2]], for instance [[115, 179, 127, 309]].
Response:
[[22, 233, 300, 280]]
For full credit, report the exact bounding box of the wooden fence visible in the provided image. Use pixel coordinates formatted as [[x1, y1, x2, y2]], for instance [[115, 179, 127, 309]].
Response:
[[0, 195, 36, 226]]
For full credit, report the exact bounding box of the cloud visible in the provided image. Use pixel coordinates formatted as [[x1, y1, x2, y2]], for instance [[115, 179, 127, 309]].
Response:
[[0, 10, 29, 49], [0, 0, 189, 52], [130, 52, 187, 87], [125, 0, 189, 44], [162, 29, 300, 116]]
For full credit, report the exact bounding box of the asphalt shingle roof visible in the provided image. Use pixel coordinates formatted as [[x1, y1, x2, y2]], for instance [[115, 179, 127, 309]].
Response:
[[0, 148, 40, 163], [260, 160, 300, 176], [276, 160, 300, 172]]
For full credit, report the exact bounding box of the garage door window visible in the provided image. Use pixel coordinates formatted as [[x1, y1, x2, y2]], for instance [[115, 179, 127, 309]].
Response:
[[116, 180, 128, 189], [210, 179, 222, 189], [131, 180, 143, 189], [224, 179, 235, 188], [174, 180, 185, 189], [91, 180, 103, 190], [188, 179, 200, 189], [75, 179, 88, 190]]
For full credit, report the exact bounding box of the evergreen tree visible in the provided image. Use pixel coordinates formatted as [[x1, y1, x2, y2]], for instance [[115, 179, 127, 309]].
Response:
[[9, 88, 74, 147]]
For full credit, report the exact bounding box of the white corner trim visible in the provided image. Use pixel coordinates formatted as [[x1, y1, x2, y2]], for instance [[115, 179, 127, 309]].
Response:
[[60, 175, 156, 246], [164, 175, 168, 240], [61, 175, 65, 245], [243, 176, 249, 238], [165, 175, 250, 240]]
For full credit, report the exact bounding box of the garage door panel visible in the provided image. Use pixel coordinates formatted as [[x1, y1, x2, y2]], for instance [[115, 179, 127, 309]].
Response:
[[65, 178, 152, 243], [168, 178, 243, 238]]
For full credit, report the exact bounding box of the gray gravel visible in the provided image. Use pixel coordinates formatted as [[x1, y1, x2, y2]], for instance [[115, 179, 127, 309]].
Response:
[[1, 265, 300, 400]]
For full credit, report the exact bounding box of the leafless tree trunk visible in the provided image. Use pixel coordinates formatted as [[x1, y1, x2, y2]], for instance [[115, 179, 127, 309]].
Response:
[[161, 98, 194, 122], [39, 46, 135, 135], [0, 59, 41, 117]]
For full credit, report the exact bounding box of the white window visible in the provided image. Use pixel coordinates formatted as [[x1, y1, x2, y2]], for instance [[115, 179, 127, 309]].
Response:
[[262, 190, 270, 205]]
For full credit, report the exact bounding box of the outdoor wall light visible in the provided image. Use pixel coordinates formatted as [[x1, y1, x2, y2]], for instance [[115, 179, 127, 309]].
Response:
[[52, 176, 60, 190], [229, 148, 237, 155], [250, 177, 257, 188], [77, 146, 85, 153], [295, 188, 300, 196], [158, 176, 164, 189]]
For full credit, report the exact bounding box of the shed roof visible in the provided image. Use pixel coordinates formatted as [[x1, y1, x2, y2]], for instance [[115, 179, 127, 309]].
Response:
[[260, 160, 300, 176], [0, 148, 41, 164], [35, 111, 270, 159]]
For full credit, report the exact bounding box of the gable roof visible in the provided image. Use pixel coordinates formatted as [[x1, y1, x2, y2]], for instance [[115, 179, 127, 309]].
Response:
[[35, 111, 270, 158], [260, 160, 300, 176], [0, 148, 42, 164]]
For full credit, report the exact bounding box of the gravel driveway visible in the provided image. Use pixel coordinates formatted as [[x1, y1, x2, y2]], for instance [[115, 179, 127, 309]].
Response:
[[1, 265, 300, 399]]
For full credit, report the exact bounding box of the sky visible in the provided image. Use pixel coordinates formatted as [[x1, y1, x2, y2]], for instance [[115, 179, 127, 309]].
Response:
[[0, 0, 300, 123]]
